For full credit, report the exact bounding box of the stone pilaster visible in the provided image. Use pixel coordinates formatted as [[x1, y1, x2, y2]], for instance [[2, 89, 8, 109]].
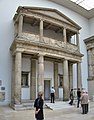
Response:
[[14, 52, 21, 104], [30, 59, 36, 100], [54, 62, 58, 99], [63, 59, 69, 101], [77, 62, 82, 89], [69, 63, 73, 90], [38, 54, 44, 94], [40, 19, 43, 41], [18, 15, 23, 36], [11, 56, 15, 104], [88, 50, 93, 77]]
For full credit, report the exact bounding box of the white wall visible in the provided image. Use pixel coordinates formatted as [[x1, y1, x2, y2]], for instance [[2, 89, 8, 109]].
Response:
[[0, 0, 91, 104], [89, 17, 94, 36]]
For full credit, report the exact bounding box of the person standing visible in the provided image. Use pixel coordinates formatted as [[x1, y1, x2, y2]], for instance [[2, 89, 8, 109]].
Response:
[[77, 88, 81, 108], [50, 87, 55, 103], [80, 90, 89, 114], [34, 92, 44, 120]]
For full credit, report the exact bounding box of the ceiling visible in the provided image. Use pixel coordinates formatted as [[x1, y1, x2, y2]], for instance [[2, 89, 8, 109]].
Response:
[[49, 0, 94, 19]]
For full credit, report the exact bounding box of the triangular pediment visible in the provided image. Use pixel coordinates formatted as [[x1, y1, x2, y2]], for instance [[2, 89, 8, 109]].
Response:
[[17, 6, 81, 30]]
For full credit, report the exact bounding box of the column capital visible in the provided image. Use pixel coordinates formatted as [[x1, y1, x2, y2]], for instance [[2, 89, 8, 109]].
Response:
[[37, 53, 45, 56]]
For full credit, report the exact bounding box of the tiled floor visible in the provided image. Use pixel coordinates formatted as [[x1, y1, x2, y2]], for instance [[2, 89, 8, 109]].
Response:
[[0, 102, 94, 120]]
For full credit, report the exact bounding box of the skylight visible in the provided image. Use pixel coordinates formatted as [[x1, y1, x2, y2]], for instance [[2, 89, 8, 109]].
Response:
[[70, 0, 94, 10]]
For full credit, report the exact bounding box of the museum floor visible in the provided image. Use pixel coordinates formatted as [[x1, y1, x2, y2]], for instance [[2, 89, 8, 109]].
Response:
[[0, 102, 94, 120]]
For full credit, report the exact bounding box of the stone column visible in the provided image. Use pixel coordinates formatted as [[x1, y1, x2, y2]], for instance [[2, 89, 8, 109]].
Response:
[[40, 19, 43, 41], [76, 32, 79, 48], [18, 15, 23, 36], [69, 63, 73, 90], [38, 54, 44, 95], [30, 59, 36, 100], [77, 62, 82, 89], [63, 27, 67, 43], [14, 52, 22, 104], [63, 59, 69, 101], [54, 62, 58, 99]]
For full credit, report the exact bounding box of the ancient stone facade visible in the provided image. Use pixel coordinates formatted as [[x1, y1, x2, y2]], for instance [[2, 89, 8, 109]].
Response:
[[10, 6, 83, 106], [84, 36, 94, 98]]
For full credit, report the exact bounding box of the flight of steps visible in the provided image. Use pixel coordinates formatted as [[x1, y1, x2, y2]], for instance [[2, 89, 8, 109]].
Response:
[[10, 100, 74, 111], [45, 101, 73, 110]]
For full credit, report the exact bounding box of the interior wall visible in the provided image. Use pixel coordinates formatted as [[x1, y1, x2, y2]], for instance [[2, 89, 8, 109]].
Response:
[[89, 17, 94, 37]]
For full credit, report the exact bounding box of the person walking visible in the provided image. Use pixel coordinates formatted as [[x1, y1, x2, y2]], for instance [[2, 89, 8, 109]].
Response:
[[34, 92, 44, 120], [77, 88, 81, 108], [69, 89, 74, 105], [50, 87, 55, 103], [80, 90, 89, 114]]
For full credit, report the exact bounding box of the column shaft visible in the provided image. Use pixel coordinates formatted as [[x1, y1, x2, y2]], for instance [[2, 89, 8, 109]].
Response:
[[30, 59, 36, 99], [14, 52, 21, 104], [38, 55, 44, 93], [63, 28, 67, 43], [76, 32, 79, 48], [18, 15, 23, 36], [54, 62, 58, 99], [69, 63, 73, 90], [63, 59, 69, 101], [40, 19, 43, 41], [77, 62, 82, 89]]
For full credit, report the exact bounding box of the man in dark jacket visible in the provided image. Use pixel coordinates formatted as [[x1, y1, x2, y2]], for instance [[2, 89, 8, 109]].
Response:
[[77, 88, 81, 108], [34, 92, 44, 120]]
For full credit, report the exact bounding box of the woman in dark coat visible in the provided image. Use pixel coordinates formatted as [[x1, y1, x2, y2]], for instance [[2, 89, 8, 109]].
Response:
[[34, 92, 44, 120]]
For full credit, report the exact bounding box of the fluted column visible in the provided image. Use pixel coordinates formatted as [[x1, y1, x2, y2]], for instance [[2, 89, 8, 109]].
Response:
[[77, 62, 82, 89], [63, 59, 69, 101], [14, 52, 22, 104], [30, 59, 36, 100], [38, 54, 44, 94], [54, 62, 58, 99], [18, 15, 23, 36], [40, 19, 43, 41]]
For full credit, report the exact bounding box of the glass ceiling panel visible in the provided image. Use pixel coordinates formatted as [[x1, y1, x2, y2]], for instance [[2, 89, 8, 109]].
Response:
[[70, 0, 94, 10]]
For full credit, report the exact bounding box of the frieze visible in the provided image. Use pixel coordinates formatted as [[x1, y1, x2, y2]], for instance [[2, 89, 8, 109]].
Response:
[[19, 33, 78, 52]]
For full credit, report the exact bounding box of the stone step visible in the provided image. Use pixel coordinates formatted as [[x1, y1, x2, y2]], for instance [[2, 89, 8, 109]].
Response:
[[45, 101, 73, 110]]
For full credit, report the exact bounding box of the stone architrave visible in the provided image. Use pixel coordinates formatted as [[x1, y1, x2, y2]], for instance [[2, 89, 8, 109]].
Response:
[[14, 52, 21, 104]]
